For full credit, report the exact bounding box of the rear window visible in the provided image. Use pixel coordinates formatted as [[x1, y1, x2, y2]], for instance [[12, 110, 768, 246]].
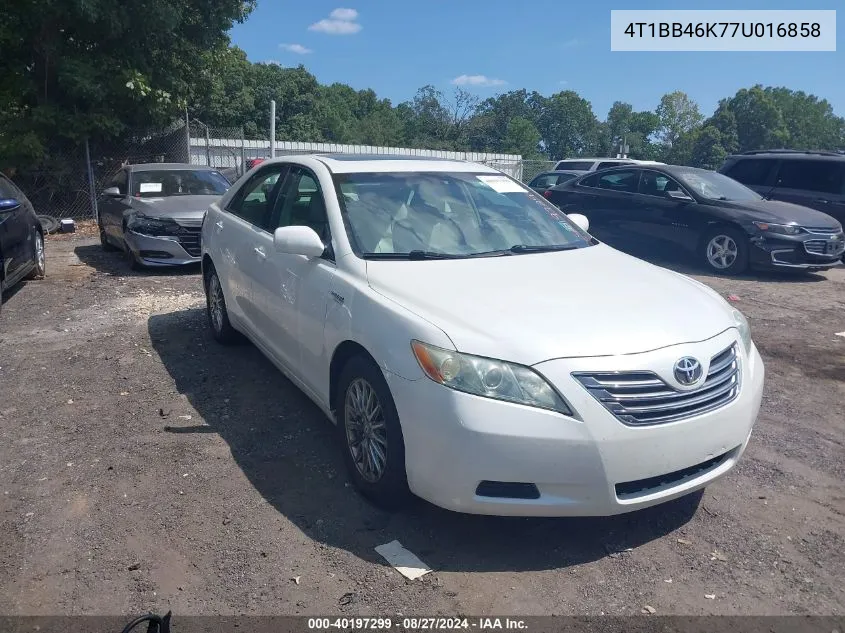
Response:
[[776, 159, 845, 195], [723, 158, 772, 186], [555, 161, 594, 171]]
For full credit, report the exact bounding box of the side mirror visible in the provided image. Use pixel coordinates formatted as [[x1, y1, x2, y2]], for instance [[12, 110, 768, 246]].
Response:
[[666, 189, 693, 202], [102, 187, 122, 197], [568, 213, 589, 232], [273, 225, 326, 258], [0, 198, 21, 213]]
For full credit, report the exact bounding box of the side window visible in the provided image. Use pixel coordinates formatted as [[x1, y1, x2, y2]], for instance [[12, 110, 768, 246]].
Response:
[[0, 175, 18, 198], [596, 170, 640, 193], [724, 159, 772, 186], [776, 159, 845, 195], [226, 166, 287, 229], [272, 167, 330, 243], [110, 170, 128, 195], [638, 170, 683, 197], [578, 173, 600, 188], [531, 174, 559, 188], [556, 161, 594, 171]]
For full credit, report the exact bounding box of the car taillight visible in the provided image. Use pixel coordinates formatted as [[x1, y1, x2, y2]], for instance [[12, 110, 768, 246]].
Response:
[[543, 190, 552, 199]]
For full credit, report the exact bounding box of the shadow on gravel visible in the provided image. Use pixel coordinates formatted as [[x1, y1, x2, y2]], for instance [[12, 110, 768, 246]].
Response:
[[149, 307, 702, 573], [74, 244, 202, 278], [604, 237, 832, 284]]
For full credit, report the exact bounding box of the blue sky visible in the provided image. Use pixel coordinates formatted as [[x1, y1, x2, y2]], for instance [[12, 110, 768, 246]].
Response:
[[230, 0, 843, 119]]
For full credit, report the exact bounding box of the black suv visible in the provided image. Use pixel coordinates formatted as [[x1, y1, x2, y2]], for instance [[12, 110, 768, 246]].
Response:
[[720, 150, 845, 245]]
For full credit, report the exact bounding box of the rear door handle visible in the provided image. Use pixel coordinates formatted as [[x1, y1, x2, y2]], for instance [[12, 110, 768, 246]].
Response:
[[254, 246, 266, 259]]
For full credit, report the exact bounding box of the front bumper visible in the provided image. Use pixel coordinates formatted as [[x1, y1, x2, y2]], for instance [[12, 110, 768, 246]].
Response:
[[749, 231, 844, 270], [126, 229, 201, 267], [385, 329, 764, 516]]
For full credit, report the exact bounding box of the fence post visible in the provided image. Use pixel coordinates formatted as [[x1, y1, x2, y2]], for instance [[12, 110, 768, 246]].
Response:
[[84, 138, 98, 221], [184, 107, 191, 164], [204, 125, 211, 167], [269, 100, 276, 158]]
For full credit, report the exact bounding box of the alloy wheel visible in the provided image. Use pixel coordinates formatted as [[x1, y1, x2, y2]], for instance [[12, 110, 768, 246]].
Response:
[[208, 274, 225, 334], [344, 377, 388, 483], [706, 234, 738, 270]]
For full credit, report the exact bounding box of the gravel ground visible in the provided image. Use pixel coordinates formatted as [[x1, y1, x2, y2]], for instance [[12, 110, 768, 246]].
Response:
[[1, 230, 843, 617]]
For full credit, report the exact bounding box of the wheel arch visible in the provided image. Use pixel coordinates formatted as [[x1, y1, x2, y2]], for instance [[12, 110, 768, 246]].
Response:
[[329, 340, 379, 420]]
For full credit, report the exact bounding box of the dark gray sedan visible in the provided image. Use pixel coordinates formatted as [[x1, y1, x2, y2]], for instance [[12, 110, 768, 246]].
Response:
[[98, 163, 230, 269]]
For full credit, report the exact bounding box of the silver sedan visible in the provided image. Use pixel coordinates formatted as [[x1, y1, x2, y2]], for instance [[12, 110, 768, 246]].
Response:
[[98, 163, 231, 270]]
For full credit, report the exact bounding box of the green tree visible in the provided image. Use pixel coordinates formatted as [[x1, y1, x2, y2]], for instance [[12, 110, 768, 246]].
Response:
[[763, 87, 845, 150], [501, 117, 542, 158], [656, 91, 704, 151], [537, 91, 600, 159], [719, 86, 788, 152], [0, 0, 254, 167]]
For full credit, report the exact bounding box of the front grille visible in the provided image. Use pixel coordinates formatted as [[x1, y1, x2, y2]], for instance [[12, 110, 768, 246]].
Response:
[[176, 227, 201, 257], [804, 238, 844, 256], [615, 449, 735, 499], [573, 344, 740, 426]]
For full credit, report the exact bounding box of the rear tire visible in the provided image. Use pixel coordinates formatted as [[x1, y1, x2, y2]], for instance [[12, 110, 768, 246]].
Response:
[[701, 227, 749, 275], [204, 267, 242, 344], [335, 355, 411, 510]]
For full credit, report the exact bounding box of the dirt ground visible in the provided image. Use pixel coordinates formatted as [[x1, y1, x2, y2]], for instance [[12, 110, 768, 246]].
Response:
[[1, 228, 843, 617]]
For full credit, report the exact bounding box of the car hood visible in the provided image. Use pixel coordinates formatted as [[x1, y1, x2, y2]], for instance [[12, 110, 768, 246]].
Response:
[[365, 244, 737, 366], [130, 195, 220, 223], [712, 198, 841, 229]]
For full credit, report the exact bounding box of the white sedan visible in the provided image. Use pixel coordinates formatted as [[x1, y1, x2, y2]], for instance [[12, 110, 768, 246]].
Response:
[[200, 154, 765, 516]]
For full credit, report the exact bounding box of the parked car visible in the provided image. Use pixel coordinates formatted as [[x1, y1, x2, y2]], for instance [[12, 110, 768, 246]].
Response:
[[719, 150, 845, 261], [201, 154, 764, 516], [0, 173, 45, 316], [545, 164, 844, 274], [553, 157, 665, 172], [526, 170, 581, 194], [98, 163, 231, 270]]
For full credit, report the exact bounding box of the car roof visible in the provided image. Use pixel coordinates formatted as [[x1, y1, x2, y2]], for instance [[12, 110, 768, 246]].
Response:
[[534, 170, 582, 176], [572, 164, 716, 178], [261, 153, 502, 174], [726, 150, 845, 162], [126, 163, 221, 172], [556, 158, 665, 164]]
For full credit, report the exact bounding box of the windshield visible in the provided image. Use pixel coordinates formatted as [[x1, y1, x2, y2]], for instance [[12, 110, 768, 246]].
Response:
[[334, 171, 592, 258], [678, 170, 762, 202], [131, 170, 230, 198]]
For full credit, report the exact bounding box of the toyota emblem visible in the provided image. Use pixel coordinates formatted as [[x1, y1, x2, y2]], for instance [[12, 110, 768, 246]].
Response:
[[674, 357, 703, 386]]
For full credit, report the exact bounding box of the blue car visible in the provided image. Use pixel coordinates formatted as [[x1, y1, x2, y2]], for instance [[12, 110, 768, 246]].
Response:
[[0, 173, 45, 317]]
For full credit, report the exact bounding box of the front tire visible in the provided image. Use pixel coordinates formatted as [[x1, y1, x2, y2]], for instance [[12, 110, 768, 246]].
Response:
[[100, 223, 117, 251], [205, 268, 241, 344], [701, 227, 749, 275], [124, 240, 143, 271], [26, 230, 46, 280], [335, 355, 410, 509]]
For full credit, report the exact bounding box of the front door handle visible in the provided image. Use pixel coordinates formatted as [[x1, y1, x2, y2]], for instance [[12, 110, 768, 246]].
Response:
[[254, 246, 266, 259], [215, 221, 224, 232]]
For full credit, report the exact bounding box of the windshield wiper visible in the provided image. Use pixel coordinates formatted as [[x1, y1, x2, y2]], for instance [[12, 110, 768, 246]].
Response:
[[363, 250, 466, 260], [507, 244, 581, 253]]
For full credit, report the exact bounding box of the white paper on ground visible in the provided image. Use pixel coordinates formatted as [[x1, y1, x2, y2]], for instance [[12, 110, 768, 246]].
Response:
[[476, 174, 524, 193], [139, 182, 163, 193], [374, 540, 432, 580], [836, 332, 845, 338]]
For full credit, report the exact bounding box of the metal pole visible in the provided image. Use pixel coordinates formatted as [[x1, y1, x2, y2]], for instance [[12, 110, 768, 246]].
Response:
[[269, 100, 276, 158], [204, 124, 211, 167], [184, 106, 191, 164], [84, 138, 98, 221]]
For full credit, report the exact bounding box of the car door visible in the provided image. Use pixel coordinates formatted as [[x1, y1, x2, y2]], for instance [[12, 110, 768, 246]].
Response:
[[0, 175, 30, 282], [217, 163, 289, 337], [99, 169, 129, 241], [257, 165, 338, 398], [579, 169, 642, 245], [633, 170, 700, 251], [770, 159, 845, 225]]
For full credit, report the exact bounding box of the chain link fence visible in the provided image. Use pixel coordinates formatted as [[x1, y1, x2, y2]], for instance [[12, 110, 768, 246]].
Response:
[[479, 159, 558, 184]]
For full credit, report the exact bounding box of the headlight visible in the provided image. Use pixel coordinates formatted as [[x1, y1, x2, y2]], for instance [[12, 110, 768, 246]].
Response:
[[732, 309, 752, 354], [127, 215, 181, 237], [410, 340, 572, 415], [753, 221, 802, 235]]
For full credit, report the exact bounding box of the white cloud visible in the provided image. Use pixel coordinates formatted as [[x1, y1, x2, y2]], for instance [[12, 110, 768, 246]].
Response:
[[330, 8, 357, 20], [263, 59, 282, 66], [450, 74, 507, 88], [279, 43, 312, 54], [309, 8, 361, 34]]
